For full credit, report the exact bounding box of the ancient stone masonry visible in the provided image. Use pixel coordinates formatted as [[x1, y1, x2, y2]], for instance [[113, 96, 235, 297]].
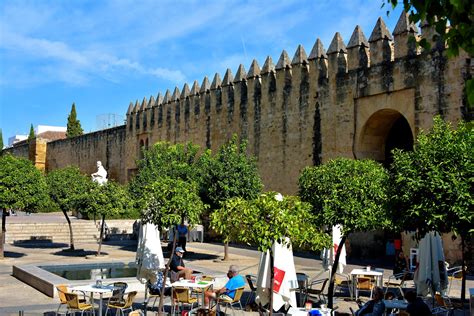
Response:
[[123, 13, 469, 193]]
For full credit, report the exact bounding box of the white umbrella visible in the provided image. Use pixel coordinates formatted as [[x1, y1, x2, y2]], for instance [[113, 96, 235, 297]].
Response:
[[136, 222, 165, 284], [255, 238, 298, 312], [414, 231, 448, 296], [322, 225, 346, 273]]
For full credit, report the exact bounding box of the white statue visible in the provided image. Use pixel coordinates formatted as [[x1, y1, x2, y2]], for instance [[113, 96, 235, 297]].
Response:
[[91, 161, 108, 185]]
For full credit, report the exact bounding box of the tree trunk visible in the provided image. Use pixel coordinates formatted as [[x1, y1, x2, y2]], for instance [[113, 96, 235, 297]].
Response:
[[158, 227, 178, 315], [63, 210, 75, 250], [0, 208, 5, 259], [460, 235, 466, 308], [327, 235, 347, 309], [97, 215, 105, 256], [223, 242, 230, 261], [269, 251, 274, 315]]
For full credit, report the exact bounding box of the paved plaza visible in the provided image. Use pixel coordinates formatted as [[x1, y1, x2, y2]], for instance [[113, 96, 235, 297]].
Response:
[[0, 215, 472, 315]]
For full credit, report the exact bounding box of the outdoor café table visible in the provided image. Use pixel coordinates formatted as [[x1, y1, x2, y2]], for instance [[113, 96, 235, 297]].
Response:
[[350, 268, 384, 300], [171, 279, 215, 310], [71, 283, 115, 315], [383, 299, 408, 315], [287, 306, 333, 315]]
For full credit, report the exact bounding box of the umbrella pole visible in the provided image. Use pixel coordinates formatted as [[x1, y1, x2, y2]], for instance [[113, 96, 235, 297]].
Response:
[[269, 251, 274, 316]]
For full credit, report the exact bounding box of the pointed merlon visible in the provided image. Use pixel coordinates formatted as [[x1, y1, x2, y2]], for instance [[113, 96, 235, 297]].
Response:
[[347, 25, 369, 48], [308, 38, 327, 60], [222, 68, 234, 86], [148, 95, 155, 108], [275, 50, 291, 70], [127, 102, 134, 114], [369, 17, 393, 42], [190, 80, 200, 95], [327, 33, 347, 54], [163, 89, 171, 103], [200, 76, 210, 93], [291, 45, 308, 65], [234, 64, 247, 82], [261, 56, 275, 74], [156, 93, 163, 106], [171, 86, 180, 101], [140, 97, 147, 111], [210, 73, 222, 90], [247, 59, 261, 78], [133, 100, 139, 113], [393, 11, 419, 35], [181, 83, 190, 98]]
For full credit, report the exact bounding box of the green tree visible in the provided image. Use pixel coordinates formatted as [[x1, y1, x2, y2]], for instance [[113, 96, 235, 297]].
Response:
[[212, 193, 329, 313], [0, 154, 49, 258], [139, 177, 207, 314], [383, 0, 474, 106], [46, 167, 92, 251], [79, 181, 131, 256], [203, 135, 263, 260], [390, 116, 473, 303], [66, 103, 84, 138], [299, 158, 390, 308], [28, 124, 35, 141], [0, 128, 4, 150]]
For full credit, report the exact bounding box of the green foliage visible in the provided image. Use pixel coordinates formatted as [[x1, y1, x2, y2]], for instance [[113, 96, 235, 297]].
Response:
[[390, 116, 473, 237], [140, 177, 207, 230], [203, 135, 263, 209], [46, 167, 92, 213], [28, 124, 35, 141], [66, 103, 84, 138], [383, 0, 474, 106], [0, 154, 49, 212], [129, 141, 210, 209], [0, 129, 4, 150], [299, 158, 390, 234], [212, 193, 330, 252], [79, 181, 131, 219]]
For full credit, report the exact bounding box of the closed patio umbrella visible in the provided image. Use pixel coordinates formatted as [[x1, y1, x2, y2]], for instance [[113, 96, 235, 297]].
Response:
[[255, 238, 298, 312], [322, 225, 346, 273], [414, 231, 448, 297], [136, 222, 165, 284]]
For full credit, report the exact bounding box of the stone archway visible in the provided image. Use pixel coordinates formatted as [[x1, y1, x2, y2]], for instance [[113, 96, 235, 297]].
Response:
[[354, 109, 413, 164]]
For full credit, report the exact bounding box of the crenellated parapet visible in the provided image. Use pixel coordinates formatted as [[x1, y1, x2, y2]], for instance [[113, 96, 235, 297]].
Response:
[[123, 12, 468, 193]]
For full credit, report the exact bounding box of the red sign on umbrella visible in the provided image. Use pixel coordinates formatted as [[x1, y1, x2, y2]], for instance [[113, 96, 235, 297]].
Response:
[[273, 266, 286, 293]]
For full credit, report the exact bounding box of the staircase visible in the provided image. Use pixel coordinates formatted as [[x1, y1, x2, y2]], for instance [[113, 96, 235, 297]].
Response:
[[5, 220, 102, 244]]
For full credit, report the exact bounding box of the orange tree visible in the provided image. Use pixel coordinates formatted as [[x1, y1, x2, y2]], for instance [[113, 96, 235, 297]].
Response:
[[299, 158, 390, 308]]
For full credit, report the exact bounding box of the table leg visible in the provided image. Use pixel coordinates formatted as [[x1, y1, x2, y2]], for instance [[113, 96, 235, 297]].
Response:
[[99, 293, 103, 316]]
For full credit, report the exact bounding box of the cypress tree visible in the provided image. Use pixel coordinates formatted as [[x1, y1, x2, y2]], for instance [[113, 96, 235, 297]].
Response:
[[66, 103, 83, 138], [28, 124, 35, 141], [0, 129, 3, 150]]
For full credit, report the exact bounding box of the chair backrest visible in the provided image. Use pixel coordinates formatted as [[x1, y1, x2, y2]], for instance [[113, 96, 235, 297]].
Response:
[[434, 293, 447, 307], [56, 284, 69, 304], [201, 275, 215, 282], [245, 275, 257, 292], [174, 287, 191, 303], [296, 273, 308, 289], [357, 277, 373, 290], [232, 286, 245, 302], [64, 292, 80, 309], [320, 278, 329, 292], [111, 282, 128, 300], [123, 291, 137, 308]]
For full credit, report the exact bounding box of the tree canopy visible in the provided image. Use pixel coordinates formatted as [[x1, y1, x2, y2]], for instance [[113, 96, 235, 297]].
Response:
[[0, 129, 4, 150], [66, 103, 84, 138], [28, 124, 35, 141], [390, 116, 473, 238]]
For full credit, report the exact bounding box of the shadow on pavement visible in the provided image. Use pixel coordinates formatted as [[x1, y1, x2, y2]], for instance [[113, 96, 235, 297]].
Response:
[[12, 242, 69, 249], [103, 239, 137, 252], [52, 249, 107, 257], [184, 251, 220, 261], [4, 251, 26, 258]]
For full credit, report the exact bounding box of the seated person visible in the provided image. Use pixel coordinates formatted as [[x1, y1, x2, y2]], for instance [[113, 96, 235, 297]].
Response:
[[355, 286, 385, 316], [204, 265, 245, 308], [170, 247, 193, 280], [405, 290, 431, 316]]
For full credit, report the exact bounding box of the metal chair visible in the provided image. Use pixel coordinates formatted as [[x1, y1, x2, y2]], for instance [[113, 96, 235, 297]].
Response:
[[355, 276, 374, 299], [107, 281, 128, 305], [306, 278, 329, 304], [245, 274, 257, 306], [217, 286, 245, 315], [446, 266, 463, 297], [334, 273, 353, 299], [172, 287, 197, 315], [105, 290, 137, 316], [64, 292, 95, 316], [383, 272, 410, 298], [55, 284, 87, 315]]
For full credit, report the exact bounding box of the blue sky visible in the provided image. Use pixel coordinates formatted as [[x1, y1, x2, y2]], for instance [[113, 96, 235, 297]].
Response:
[[0, 0, 403, 143]]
